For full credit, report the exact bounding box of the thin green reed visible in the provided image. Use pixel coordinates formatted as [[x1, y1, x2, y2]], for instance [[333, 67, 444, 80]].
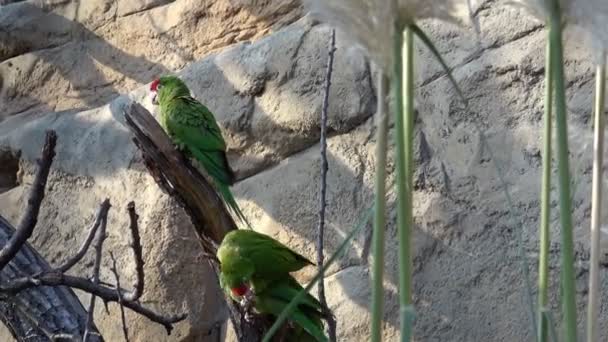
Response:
[[547, 0, 578, 340], [262, 207, 375, 342], [586, 55, 605, 342], [393, 23, 415, 342], [371, 71, 389, 342], [538, 37, 554, 342]]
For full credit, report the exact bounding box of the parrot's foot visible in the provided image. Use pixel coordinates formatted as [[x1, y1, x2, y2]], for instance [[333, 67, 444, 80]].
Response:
[[239, 291, 256, 321], [244, 310, 255, 323]]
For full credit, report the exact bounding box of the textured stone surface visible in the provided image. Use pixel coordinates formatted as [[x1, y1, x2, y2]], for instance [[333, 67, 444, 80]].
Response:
[[0, 0, 302, 119], [0, 97, 229, 341], [0, 12, 376, 341], [1, 0, 608, 341]]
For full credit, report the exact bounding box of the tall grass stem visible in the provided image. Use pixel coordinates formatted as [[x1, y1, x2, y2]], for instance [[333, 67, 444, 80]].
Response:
[[586, 54, 605, 342], [395, 24, 415, 342], [538, 36, 554, 342], [547, 2, 578, 340], [371, 71, 390, 342], [261, 206, 375, 342]]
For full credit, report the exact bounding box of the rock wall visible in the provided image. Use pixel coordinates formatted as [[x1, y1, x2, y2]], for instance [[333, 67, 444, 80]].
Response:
[[0, 0, 301, 120], [1, 0, 608, 341]]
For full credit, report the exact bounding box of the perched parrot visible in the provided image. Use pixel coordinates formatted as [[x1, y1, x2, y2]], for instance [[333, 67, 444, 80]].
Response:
[[217, 229, 314, 286], [150, 75, 248, 225], [217, 229, 328, 342]]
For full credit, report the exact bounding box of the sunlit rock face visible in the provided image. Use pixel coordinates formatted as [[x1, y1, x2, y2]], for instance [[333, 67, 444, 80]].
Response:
[[1, 0, 608, 341]]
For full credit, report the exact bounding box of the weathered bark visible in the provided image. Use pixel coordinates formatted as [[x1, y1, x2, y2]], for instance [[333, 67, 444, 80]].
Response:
[[124, 103, 272, 342], [0, 215, 102, 341]]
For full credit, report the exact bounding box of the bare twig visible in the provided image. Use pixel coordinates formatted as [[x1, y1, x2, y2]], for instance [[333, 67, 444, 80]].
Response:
[[110, 252, 129, 342], [0, 131, 186, 340], [84, 201, 109, 342], [123, 202, 144, 302], [57, 200, 111, 273], [0, 131, 56, 271], [316, 28, 337, 342], [0, 236, 187, 335]]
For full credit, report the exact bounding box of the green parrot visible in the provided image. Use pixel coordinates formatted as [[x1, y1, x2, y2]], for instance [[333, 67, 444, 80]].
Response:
[[150, 75, 248, 225], [217, 229, 328, 342]]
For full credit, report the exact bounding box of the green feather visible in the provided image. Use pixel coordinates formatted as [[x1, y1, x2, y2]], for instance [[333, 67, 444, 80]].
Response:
[[217, 230, 314, 283], [255, 276, 328, 342], [217, 229, 328, 342], [155, 75, 249, 226]]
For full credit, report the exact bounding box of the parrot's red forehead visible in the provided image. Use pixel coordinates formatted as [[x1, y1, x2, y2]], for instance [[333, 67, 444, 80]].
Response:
[[231, 284, 249, 297], [150, 79, 160, 92]]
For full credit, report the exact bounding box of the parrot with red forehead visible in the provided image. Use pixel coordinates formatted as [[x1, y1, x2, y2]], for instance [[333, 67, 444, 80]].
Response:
[[150, 75, 249, 225], [217, 229, 328, 341], [217, 229, 329, 341]]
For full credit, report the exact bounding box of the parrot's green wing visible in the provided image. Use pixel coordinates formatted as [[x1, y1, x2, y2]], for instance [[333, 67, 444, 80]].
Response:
[[164, 96, 232, 185], [255, 276, 328, 342], [163, 96, 250, 225], [223, 230, 314, 277]]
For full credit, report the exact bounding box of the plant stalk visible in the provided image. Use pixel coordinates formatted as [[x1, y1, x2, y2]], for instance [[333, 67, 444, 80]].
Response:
[[547, 2, 578, 340], [586, 53, 605, 342], [538, 36, 554, 342], [262, 206, 375, 342], [371, 71, 390, 342], [394, 23, 415, 342]]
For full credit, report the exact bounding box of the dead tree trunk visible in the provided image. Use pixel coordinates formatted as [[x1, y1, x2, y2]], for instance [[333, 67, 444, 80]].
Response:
[[124, 103, 272, 342], [0, 130, 185, 341], [0, 216, 101, 341]]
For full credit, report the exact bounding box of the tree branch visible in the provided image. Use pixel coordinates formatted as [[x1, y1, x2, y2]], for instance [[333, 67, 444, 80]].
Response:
[[56, 200, 111, 273], [0, 131, 56, 271], [0, 130, 187, 339], [317, 28, 337, 342], [123, 202, 144, 302], [110, 252, 129, 342], [83, 199, 109, 342], [124, 103, 235, 247], [124, 103, 268, 342], [0, 271, 186, 334]]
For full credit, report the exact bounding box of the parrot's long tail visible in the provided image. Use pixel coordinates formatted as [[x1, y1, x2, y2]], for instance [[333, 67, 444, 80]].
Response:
[[218, 182, 251, 228], [188, 147, 251, 228]]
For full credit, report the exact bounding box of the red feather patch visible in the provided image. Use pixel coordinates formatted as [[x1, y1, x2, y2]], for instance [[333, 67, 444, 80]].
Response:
[[150, 79, 160, 92], [231, 284, 248, 297]]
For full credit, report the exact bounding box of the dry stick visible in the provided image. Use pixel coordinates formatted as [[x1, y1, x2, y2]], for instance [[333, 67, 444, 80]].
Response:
[[84, 202, 109, 342], [0, 200, 187, 334], [0, 132, 100, 341], [316, 28, 337, 342], [110, 252, 130, 342], [0, 131, 56, 271], [0, 132, 185, 337], [57, 200, 111, 273], [124, 202, 144, 301], [0, 272, 186, 332]]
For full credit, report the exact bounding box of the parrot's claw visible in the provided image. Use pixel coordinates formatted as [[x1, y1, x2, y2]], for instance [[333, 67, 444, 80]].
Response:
[[239, 290, 256, 321]]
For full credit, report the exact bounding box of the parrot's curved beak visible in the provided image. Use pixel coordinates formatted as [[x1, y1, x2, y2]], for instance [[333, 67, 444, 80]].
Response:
[[151, 92, 158, 105]]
